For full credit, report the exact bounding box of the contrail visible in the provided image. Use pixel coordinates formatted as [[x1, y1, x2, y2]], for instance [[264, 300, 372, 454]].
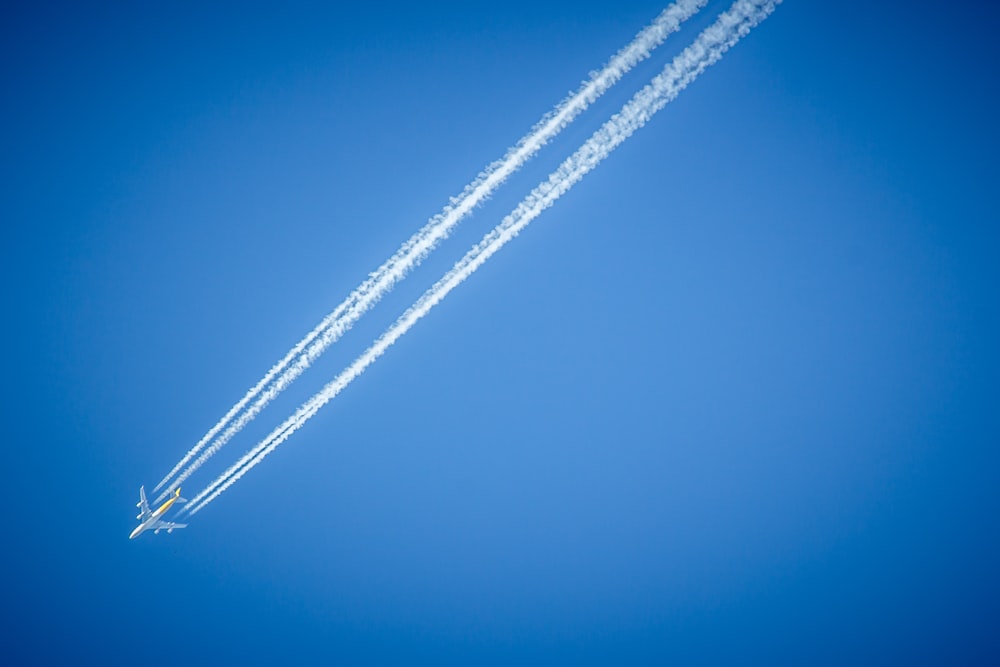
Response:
[[153, 0, 707, 502], [183, 0, 781, 517]]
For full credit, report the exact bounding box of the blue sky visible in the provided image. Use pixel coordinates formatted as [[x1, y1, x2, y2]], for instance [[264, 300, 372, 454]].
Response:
[[2, 1, 998, 664]]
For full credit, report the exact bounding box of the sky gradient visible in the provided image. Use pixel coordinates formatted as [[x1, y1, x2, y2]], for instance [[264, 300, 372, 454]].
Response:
[[2, 1, 998, 664]]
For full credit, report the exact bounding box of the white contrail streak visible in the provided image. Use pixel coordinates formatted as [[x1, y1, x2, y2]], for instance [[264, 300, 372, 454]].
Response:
[[153, 0, 707, 502], [183, 0, 781, 517]]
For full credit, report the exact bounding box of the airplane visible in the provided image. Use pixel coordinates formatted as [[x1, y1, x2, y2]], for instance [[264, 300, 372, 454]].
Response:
[[129, 486, 187, 539]]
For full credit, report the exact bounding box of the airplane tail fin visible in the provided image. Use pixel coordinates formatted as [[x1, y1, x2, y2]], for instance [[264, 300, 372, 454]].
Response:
[[174, 488, 188, 504]]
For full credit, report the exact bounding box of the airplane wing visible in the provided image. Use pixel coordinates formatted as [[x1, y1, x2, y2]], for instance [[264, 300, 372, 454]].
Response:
[[135, 485, 152, 520], [154, 521, 186, 534]]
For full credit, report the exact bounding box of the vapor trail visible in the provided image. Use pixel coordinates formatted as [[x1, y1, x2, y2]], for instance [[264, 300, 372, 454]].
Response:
[[183, 0, 781, 517], [153, 0, 707, 502]]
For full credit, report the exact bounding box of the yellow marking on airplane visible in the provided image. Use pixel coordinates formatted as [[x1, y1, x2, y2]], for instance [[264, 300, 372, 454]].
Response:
[[153, 489, 181, 517]]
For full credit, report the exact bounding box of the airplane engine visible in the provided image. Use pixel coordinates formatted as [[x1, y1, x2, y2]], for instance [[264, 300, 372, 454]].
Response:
[[167, 528, 174, 534]]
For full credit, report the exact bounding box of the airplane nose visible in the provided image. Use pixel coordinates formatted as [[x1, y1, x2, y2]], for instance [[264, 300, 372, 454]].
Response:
[[129, 526, 141, 540]]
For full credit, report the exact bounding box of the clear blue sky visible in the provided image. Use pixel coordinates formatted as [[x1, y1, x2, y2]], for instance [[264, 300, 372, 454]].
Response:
[[2, 1, 998, 664]]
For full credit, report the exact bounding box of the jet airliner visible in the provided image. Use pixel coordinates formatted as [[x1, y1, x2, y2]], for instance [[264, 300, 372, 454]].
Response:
[[130, 486, 187, 539]]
